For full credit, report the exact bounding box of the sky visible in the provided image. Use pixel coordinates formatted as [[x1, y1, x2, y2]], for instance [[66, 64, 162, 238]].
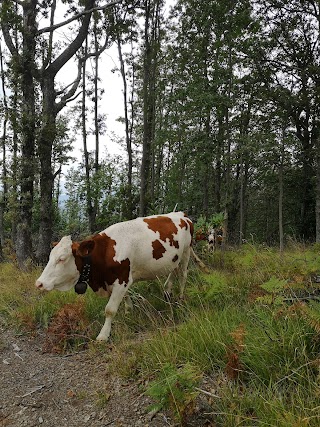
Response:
[[0, 1, 175, 169], [54, 0, 175, 166], [54, 18, 126, 165]]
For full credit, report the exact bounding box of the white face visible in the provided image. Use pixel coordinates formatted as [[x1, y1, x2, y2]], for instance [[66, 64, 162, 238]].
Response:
[[35, 236, 80, 291], [208, 229, 215, 243]]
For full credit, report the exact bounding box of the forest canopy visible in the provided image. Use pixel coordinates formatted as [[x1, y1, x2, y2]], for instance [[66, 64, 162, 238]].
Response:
[[0, 0, 319, 266]]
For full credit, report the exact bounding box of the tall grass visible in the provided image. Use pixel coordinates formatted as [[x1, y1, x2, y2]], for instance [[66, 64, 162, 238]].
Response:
[[1, 244, 320, 425]]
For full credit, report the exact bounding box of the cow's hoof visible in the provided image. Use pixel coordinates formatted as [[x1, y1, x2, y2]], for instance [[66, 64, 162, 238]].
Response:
[[96, 336, 107, 342]]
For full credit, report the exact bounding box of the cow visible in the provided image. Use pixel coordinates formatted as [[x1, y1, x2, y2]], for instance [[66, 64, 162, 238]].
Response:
[[35, 212, 196, 341], [207, 227, 224, 252]]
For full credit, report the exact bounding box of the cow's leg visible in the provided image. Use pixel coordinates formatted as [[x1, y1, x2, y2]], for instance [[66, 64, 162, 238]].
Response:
[[124, 294, 133, 314], [96, 281, 131, 341], [178, 247, 191, 299], [163, 272, 174, 299]]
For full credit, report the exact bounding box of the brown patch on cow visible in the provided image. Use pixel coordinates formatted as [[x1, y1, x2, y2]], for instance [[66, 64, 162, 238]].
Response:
[[195, 229, 206, 242], [77, 239, 95, 256], [179, 218, 188, 230], [152, 239, 166, 260], [72, 233, 131, 292], [189, 221, 194, 245], [144, 216, 178, 248], [172, 254, 178, 262]]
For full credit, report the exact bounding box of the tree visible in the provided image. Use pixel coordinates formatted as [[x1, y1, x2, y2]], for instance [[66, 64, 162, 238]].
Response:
[[253, 0, 320, 240], [1, 0, 121, 265], [139, 0, 164, 216]]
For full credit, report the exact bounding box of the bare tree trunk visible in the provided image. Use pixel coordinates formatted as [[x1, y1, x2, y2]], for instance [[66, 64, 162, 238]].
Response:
[[117, 32, 134, 219], [36, 76, 56, 264], [239, 153, 244, 245], [0, 41, 8, 261], [316, 138, 320, 242], [15, 0, 37, 268], [279, 126, 285, 251], [10, 4, 19, 246], [81, 38, 96, 233], [139, 0, 161, 216], [93, 21, 100, 176]]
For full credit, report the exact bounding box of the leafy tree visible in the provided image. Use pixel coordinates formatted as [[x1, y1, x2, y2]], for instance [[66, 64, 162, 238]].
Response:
[[0, 0, 121, 265], [252, 0, 320, 240]]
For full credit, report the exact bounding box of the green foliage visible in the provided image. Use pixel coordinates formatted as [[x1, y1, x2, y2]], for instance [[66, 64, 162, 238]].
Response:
[[146, 363, 202, 425], [194, 212, 224, 233], [1, 243, 320, 425], [213, 382, 320, 427], [208, 212, 225, 228], [260, 276, 288, 292]]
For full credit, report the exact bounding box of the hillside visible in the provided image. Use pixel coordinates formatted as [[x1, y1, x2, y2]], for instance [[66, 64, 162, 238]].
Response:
[[1, 245, 320, 426]]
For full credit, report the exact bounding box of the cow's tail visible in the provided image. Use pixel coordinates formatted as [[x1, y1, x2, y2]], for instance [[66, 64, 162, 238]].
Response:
[[190, 247, 209, 273]]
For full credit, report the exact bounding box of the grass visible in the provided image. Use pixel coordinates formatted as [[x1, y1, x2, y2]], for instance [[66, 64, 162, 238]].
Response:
[[0, 244, 320, 425]]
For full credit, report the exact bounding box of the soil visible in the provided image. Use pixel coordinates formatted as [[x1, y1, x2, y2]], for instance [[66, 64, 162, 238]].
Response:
[[0, 324, 216, 427]]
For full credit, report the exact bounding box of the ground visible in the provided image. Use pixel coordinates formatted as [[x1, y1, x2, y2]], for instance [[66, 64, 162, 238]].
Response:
[[0, 324, 172, 427], [0, 324, 215, 427]]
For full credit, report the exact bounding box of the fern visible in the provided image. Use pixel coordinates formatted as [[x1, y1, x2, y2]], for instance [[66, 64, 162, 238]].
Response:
[[260, 277, 288, 293], [299, 302, 320, 335], [146, 363, 202, 425]]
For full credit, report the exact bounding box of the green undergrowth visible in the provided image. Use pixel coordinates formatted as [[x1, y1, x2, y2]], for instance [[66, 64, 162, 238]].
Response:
[[1, 243, 320, 425]]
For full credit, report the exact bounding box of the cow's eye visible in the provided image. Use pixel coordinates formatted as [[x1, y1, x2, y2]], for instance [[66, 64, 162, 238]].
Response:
[[57, 257, 66, 264]]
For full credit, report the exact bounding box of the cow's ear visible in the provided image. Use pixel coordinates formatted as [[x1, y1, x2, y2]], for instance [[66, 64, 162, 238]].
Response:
[[51, 241, 59, 248], [77, 239, 95, 257]]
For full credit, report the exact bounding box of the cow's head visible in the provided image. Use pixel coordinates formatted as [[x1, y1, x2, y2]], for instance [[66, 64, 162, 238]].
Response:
[[35, 236, 95, 292]]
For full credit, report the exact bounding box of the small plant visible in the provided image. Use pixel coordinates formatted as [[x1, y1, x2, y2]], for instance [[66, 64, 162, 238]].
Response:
[[260, 276, 288, 293], [146, 363, 202, 425], [42, 300, 91, 353]]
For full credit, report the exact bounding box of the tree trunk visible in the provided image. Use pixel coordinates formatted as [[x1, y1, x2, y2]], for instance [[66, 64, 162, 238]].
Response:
[[82, 41, 96, 233], [296, 126, 314, 240], [139, 0, 161, 216], [117, 32, 133, 219], [279, 130, 285, 252], [92, 20, 100, 226], [316, 138, 320, 242], [36, 76, 56, 264], [16, 0, 37, 268], [36, 0, 95, 260], [0, 41, 8, 260]]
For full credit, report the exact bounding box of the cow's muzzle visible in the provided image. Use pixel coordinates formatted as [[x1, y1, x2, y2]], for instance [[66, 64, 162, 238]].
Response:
[[35, 280, 44, 289]]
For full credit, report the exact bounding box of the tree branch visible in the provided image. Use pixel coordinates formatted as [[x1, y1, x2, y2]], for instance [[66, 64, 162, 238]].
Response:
[[10, 0, 24, 6], [85, 34, 110, 59], [55, 58, 83, 113], [37, 0, 122, 36], [44, 0, 95, 77], [42, 0, 57, 70], [0, 21, 18, 56], [53, 166, 62, 180]]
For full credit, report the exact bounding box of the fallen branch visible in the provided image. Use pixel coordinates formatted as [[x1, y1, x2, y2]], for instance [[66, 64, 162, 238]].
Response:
[[195, 387, 221, 399], [283, 295, 320, 303], [17, 385, 45, 398]]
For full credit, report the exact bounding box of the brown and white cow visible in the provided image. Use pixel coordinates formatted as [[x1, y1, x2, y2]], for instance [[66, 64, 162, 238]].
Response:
[[207, 227, 224, 251], [35, 212, 194, 341]]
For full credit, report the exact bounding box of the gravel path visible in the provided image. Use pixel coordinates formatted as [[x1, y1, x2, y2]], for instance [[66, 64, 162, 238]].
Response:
[[0, 325, 172, 427]]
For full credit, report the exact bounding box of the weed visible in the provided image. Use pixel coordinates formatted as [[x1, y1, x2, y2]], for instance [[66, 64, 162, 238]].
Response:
[[146, 363, 202, 425], [1, 244, 320, 425]]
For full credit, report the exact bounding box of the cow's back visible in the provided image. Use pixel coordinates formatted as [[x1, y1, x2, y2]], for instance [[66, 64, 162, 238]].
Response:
[[102, 212, 193, 281]]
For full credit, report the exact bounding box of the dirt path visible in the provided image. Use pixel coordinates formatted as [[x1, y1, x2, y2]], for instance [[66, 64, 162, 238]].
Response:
[[0, 325, 172, 427]]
